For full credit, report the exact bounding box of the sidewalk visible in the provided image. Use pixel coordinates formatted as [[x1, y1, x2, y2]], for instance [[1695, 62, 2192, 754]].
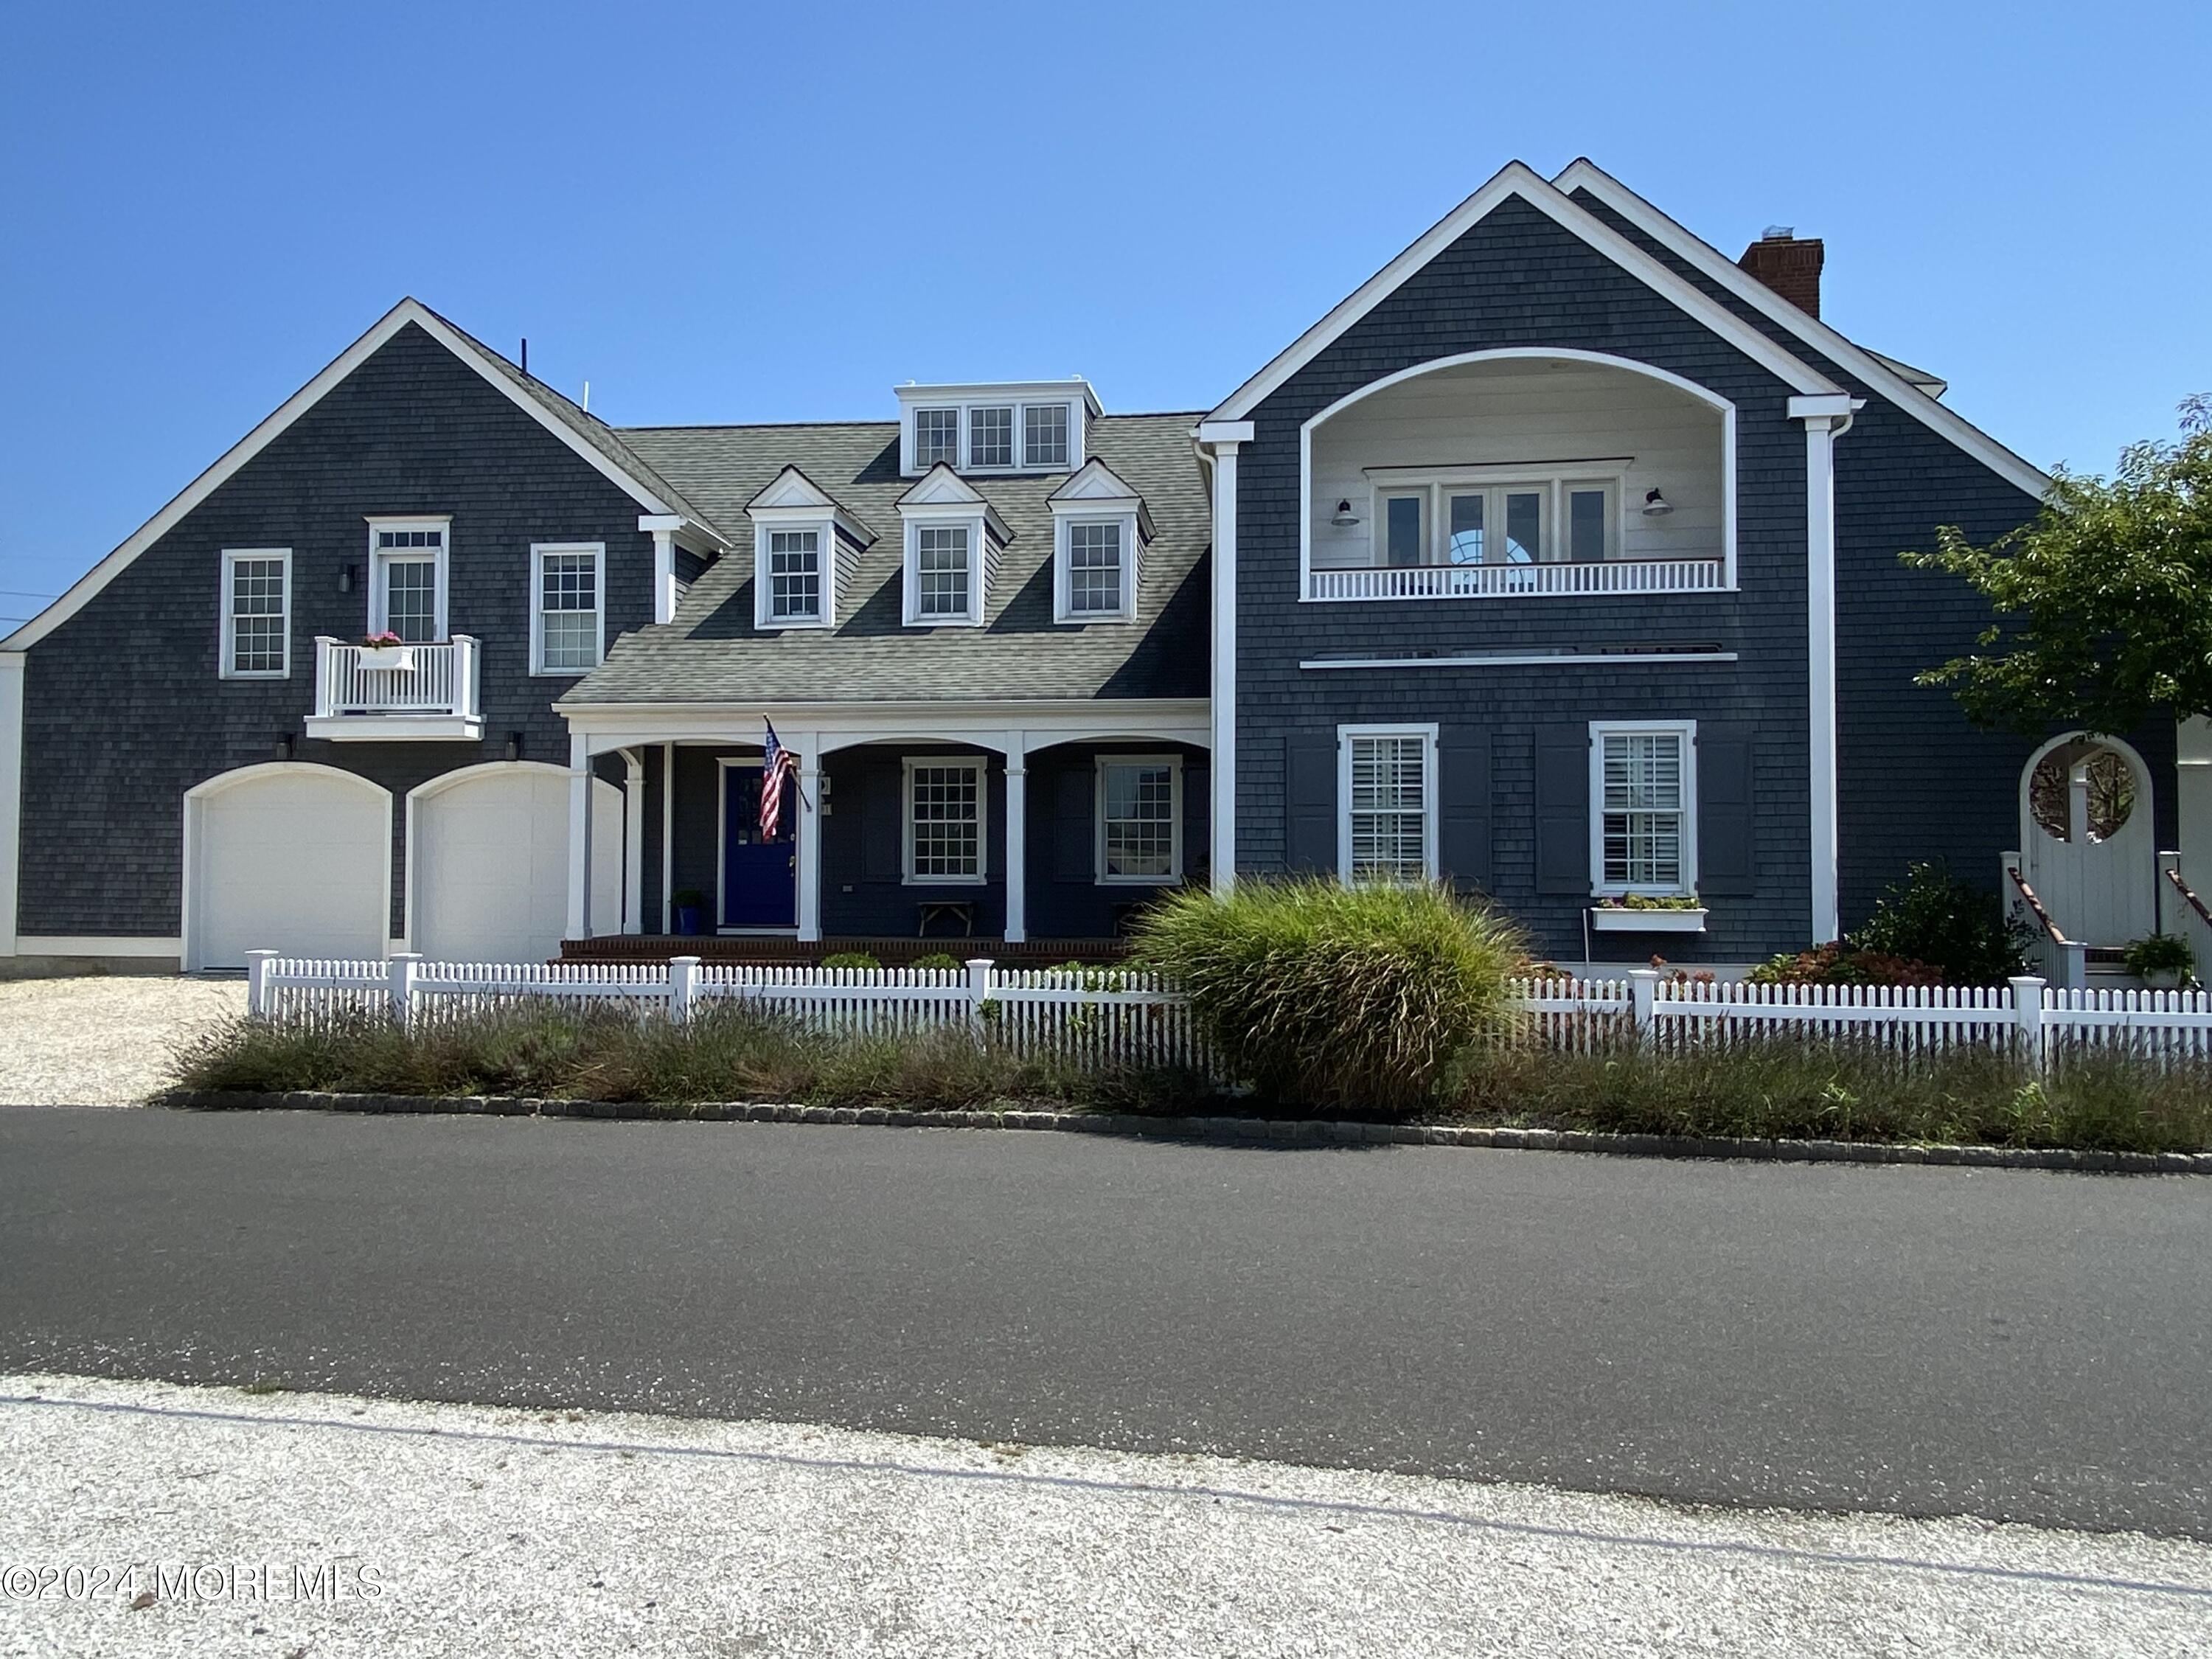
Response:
[[3, 1373, 2205, 1658]]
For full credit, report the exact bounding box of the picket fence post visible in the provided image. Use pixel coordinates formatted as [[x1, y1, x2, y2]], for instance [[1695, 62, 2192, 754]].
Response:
[[966, 957, 995, 1031], [386, 953, 422, 1028], [669, 956, 701, 1025], [245, 950, 276, 1019], [2008, 975, 2048, 1071], [1627, 968, 1660, 1039]]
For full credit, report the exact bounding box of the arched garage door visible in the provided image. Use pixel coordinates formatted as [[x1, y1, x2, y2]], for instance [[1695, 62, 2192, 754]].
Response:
[[185, 765, 391, 970], [408, 763, 622, 962]]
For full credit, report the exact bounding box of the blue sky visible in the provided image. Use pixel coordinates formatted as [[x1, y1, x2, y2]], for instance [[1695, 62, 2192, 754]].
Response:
[[3, 0, 2207, 627]]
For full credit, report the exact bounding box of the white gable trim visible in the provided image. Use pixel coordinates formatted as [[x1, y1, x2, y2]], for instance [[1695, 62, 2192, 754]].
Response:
[[4, 299, 691, 653], [1208, 162, 1841, 424], [1048, 457, 1140, 502], [1551, 159, 2051, 501]]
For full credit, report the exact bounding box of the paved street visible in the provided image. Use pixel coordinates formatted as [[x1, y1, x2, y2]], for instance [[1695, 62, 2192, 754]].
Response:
[[3, 1106, 2209, 1539]]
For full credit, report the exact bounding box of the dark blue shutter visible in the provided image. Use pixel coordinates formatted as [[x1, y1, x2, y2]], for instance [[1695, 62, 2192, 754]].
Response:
[[1438, 726, 1492, 894], [862, 765, 900, 880], [1696, 726, 1755, 897], [1053, 763, 1093, 881], [1534, 724, 1591, 897], [1286, 735, 1338, 875]]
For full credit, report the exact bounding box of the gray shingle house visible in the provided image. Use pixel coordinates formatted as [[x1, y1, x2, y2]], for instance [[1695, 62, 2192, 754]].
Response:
[[0, 159, 2175, 975]]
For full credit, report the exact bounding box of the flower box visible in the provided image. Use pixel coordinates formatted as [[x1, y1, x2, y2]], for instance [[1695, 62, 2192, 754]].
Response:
[[1590, 905, 1708, 933], [356, 646, 415, 672]]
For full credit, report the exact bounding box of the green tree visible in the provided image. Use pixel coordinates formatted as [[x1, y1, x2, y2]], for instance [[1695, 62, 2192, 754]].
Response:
[[1905, 396, 2212, 734]]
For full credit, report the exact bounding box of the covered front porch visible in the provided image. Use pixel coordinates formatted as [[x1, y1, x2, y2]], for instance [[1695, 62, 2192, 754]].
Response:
[[554, 699, 1211, 952]]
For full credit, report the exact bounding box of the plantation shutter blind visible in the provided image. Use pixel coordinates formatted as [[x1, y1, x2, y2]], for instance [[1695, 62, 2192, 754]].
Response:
[[1285, 734, 1338, 874], [1533, 724, 1592, 896], [1437, 726, 1493, 893], [1696, 726, 1756, 896]]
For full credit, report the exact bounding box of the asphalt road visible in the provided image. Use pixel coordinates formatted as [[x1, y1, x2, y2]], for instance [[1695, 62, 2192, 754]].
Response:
[[4, 1107, 2209, 1540]]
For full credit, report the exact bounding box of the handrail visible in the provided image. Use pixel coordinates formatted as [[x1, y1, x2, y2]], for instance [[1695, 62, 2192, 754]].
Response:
[[2005, 862, 2071, 945], [2166, 863, 2212, 929]]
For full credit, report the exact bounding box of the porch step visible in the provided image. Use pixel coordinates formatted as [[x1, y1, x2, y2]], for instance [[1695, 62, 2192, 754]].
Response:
[[559, 936, 1133, 967]]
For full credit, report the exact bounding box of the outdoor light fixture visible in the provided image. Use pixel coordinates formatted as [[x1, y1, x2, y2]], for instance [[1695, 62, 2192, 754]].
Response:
[[504, 732, 523, 762], [1641, 488, 1673, 516], [272, 733, 294, 760], [1331, 499, 1360, 527], [338, 563, 357, 594]]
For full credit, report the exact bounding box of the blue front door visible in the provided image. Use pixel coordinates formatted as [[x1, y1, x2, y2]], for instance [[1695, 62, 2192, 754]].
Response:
[[722, 764, 796, 928]]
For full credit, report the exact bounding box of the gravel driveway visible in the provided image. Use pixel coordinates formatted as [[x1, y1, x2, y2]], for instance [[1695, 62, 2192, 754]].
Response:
[[0, 976, 245, 1106]]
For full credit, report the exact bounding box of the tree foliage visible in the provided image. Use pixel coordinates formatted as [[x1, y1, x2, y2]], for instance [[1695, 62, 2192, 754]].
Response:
[[1905, 396, 2212, 734]]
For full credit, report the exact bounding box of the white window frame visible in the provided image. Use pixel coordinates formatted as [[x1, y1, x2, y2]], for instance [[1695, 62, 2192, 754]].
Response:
[[366, 515, 451, 642], [752, 520, 832, 629], [967, 404, 1016, 470], [900, 393, 1086, 474], [218, 547, 291, 679], [1337, 723, 1439, 884], [1022, 402, 1073, 470], [1054, 513, 1138, 622], [529, 541, 605, 675], [1094, 754, 1183, 885], [902, 514, 985, 627], [1589, 719, 1699, 898], [902, 755, 987, 886], [1365, 470, 1621, 568], [914, 408, 961, 470]]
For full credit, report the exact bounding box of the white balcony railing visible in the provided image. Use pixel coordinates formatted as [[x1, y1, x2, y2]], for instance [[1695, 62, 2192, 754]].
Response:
[[310, 636, 481, 732], [1306, 557, 1728, 602]]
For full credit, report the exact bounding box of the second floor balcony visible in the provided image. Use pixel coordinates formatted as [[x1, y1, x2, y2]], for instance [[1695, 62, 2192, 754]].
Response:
[[304, 635, 483, 741]]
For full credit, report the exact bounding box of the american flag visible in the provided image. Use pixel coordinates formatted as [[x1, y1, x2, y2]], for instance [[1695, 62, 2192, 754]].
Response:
[[760, 720, 797, 838]]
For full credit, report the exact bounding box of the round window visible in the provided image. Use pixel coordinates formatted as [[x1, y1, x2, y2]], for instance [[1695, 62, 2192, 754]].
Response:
[[2029, 742, 2136, 844]]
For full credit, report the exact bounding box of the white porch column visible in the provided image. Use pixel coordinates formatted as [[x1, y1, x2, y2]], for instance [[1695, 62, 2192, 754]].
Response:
[[566, 731, 594, 940], [1197, 421, 1252, 896], [1004, 732, 1028, 944], [660, 740, 675, 935], [0, 650, 22, 958], [622, 748, 644, 935], [640, 515, 681, 625], [1790, 395, 1853, 944], [793, 734, 822, 942]]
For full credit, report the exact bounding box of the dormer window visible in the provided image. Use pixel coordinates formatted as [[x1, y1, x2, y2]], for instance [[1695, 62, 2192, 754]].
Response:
[[767, 529, 822, 623], [968, 406, 1015, 468], [914, 526, 972, 619], [915, 408, 960, 468], [897, 464, 1009, 627], [895, 380, 1100, 476], [1066, 522, 1124, 615], [1024, 403, 1070, 469], [1049, 459, 1151, 624], [745, 466, 874, 630]]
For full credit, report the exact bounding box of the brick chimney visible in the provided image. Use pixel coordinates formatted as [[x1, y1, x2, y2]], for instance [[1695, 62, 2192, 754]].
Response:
[[1738, 226, 1824, 318]]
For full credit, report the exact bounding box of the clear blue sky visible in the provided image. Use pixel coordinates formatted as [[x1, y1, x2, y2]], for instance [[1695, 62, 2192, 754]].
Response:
[[4, 1, 2207, 628]]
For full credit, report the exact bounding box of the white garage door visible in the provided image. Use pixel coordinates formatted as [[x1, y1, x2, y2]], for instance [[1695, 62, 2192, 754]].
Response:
[[411, 766, 623, 962], [189, 768, 389, 970]]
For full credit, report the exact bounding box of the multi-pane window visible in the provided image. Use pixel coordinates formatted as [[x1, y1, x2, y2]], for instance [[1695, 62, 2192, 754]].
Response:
[[915, 525, 972, 619], [1599, 728, 1688, 891], [1066, 521, 1124, 615], [1346, 731, 1431, 883], [372, 524, 445, 642], [1024, 403, 1070, 469], [534, 546, 602, 672], [1371, 480, 1615, 566], [767, 529, 821, 622], [968, 406, 1014, 468], [222, 551, 288, 675], [907, 760, 983, 881], [915, 408, 960, 468], [1099, 759, 1178, 882]]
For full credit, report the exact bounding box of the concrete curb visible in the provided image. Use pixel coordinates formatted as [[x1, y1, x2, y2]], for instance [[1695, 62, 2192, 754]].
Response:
[[156, 1090, 2212, 1175]]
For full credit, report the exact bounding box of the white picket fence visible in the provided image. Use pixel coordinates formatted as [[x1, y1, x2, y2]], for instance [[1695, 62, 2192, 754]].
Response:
[[245, 954, 2212, 1073]]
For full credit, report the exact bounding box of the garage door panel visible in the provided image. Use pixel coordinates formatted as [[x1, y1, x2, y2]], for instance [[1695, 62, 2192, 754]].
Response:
[[192, 771, 388, 969], [413, 768, 622, 962]]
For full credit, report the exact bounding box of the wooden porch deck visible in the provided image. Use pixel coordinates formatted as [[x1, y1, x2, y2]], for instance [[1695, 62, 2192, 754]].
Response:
[[560, 936, 1135, 967]]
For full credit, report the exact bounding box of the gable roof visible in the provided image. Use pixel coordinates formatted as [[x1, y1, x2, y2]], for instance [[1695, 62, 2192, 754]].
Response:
[[745, 464, 878, 543], [1207, 161, 1844, 424], [4, 298, 733, 653], [1551, 159, 2047, 498]]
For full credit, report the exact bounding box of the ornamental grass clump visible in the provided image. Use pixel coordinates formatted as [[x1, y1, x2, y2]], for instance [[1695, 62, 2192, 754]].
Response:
[[1132, 877, 1526, 1114]]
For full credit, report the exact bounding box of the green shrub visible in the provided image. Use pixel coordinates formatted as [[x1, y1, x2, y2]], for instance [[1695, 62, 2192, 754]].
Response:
[[818, 951, 882, 970], [909, 951, 964, 971], [2122, 933, 2194, 984], [1132, 877, 1526, 1114], [1747, 942, 1941, 987], [1848, 861, 2029, 984]]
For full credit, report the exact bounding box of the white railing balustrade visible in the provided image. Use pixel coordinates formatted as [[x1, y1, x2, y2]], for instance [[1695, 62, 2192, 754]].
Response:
[[1306, 558, 1726, 602], [313, 635, 481, 719]]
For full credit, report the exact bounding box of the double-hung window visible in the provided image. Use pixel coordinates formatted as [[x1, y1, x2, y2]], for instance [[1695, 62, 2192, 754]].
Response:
[[1340, 726, 1436, 883], [766, 529, 822, 624], [914, 408, 961, 469], [914, 524, 972, 620], [1065, 521, 1124, 616], [1023, 403, 1070, 469], [905, 757, 985, 883], [968, 406, 1015, 468], [1097, 757, 1180, 883], [368, 518, 448, 642], [220, 549, 291, 677], [532, 543, 603, 673], [1593, 722, 1696, 894]]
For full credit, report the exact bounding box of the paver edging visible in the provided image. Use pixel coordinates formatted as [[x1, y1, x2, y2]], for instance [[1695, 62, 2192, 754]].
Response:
[[154, 1090, 2212, 1175]]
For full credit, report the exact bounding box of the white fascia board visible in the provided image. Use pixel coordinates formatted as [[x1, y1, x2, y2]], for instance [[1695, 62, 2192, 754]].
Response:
[[4, 299, 695, 653], [1787, 394, 1856, 422], [1207, 162, 1841, 424], [895, 380, 1104, 419], [1552, 159, 2051, 500], [1194, 420, 1254, 445]]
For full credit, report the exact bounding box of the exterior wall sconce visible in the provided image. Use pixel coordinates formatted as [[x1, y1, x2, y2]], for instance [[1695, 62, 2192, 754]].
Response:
[[1641, 488, 1673, 516], [504, 732, 523, 762], [338, 563, 358, 594], [1331, 499, 1360, 527], [272, 733, 294, 761]]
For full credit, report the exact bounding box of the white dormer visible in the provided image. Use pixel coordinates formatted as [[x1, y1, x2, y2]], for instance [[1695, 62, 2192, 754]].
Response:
[[894, 379, 1103, 477], [1049, 459, 1152, 623], [745, 466, 874, 630], [896, 465, 1012, 627]]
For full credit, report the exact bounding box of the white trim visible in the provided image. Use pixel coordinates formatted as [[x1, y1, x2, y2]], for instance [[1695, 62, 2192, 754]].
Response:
[[1002, 739, 1027, 943], [1054, 514, 1138, 623], [1336, 723, 1439, 884], [1208, 162, 1840, 423], [217, 549, 292, 679], [793, 739, 821, 943], [647, 523, 678, 626], [895, 380, 1099, 476], [557, 698, 1211, 760], [1298, 348, 1739, 600], [1801, 413, 1841, 942], [11, 935, 183, 959], [1094, 754, 1184, 886], [366, 515, 451, 642], [0, 651, 21, 956], [753, 519, 832, 630], [1207, 441, 1240, 894], [181, 762, 394, 973], [1588, 720, 1698, 900], [902, 754, 987, 886], [302, 714, 484, 742], [1301, 650, 1738, 670], [401, 760, 573, 953], [901, 515, 985, 627], [660, 740, 675, 934], [4, 298, 715, 655], [529, 541, 606, 675], [1552, 159, 2053, 501]]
